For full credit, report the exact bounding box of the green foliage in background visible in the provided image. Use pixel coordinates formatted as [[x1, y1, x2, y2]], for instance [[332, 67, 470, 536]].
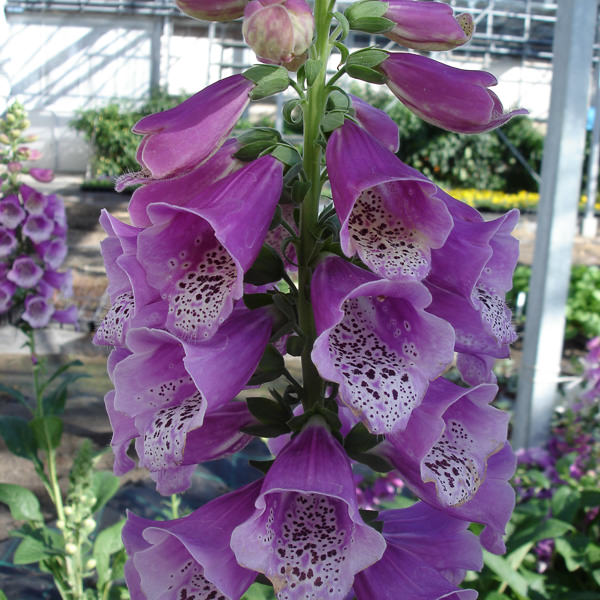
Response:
[[353, 86, 544, 193], [71, 89, 189, 180], [507, 264, 600, 341]]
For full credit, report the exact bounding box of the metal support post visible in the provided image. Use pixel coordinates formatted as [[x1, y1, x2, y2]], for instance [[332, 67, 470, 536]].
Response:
[[582, 66, 600, 238], [513, 0, 597, 449]]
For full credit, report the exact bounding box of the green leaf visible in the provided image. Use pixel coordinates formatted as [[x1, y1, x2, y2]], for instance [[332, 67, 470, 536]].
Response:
[[90, 470, 120, 513], [0, 483, 43, 522], [13, 536, 52, 564], [551, 487, 580, 523], [243, 293, 274, 310], [0, 415, 38, 460], [40, 359, 84, 393], [304, 59, 321, 87], [346, 48, 388, 69], [94, 519, 126, 587], [509, 517, 574, 550], [332, 11, 350, 41], [42, 372, 90, 416], [30, 416, 63, 450], [0, 590, 8, 600], [345, 0, 389, 21], [245, 245, 286, 286], [483, 550, 529, 599], [333, 41, 350, 64], [247, 396, 292, 425], [286, 336, 304, 356], [241, 422, 290, 438], [234, 141, 276, 162], [248, 345, 285, 386], [249, 459, 275, 474], [244, 65, 289, 100], [242, 582, 276, 600], [344, 423, 382, 454], [0, 382, 29, 408], [346, 65, 388, 85], [555, 534, 588, 571], [321, 111, 346, 133], [348, 16, 394, 33], [270, 144, 302, 168]]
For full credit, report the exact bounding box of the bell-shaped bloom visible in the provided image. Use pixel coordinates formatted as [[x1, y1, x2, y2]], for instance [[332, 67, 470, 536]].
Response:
[[22, 295, 54, 328], [0, 280, 16, 313], [231, 419, 386, 599], [353, 502, 482, 600], [263, 202, 298, 269], [0, 228, 17, 258], [127, 138, 242, 228], [7, 256, 44, 289], [123, 75, 255, 183], [176, 0, 248, 21], [22, 214, 54, 244], [349, 94, 399, 153], [383, 0, 473, 51], [123, 480, 261, 600], [243, 0, 314, 69], [7, 162, 22, 173], [0, 195, 26, 228], [42, 269, 73, 298], [29, 167, 54, 183], [52, 304, 78, 326], [36, 238, 67, 270], [326, 121, 452, 281], [110, 307, 272, 493], [312, 257, 454, 434], [20, 185, 47, 215], [44, 194, 66, 228], [137, 156, 282, 342], [381, 53, 528, 133], [379, 377, 515, 553]]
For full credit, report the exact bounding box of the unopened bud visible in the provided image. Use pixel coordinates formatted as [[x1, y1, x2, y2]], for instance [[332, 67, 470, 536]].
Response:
[[85, 558, 97, 570], [243, 0, 314, 71], [63, 506, 74, 516], [0, 134, 9, 144], [176, 0, 248, 21], [56, 520, 66, 530], [65, 543, 77, 555], [83, 517, 96, 530]]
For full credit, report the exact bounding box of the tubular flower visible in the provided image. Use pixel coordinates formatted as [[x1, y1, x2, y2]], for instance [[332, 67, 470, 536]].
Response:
[[28, 167, 54, 183], [175, 0, 249, 21], [110, 307, 272, 494], [379, 377, 515, 554], [231, 419, 386, 600], [0, 195, 26, 228], [383, 0, 473, 51], [380, 52, 528, 133], [353, 502, 482, 600], [7, 256, 44, 288], [326, 121, 453, 281], [243, 0, 314, 69], [136, 156, 283, 342], [0, 228, 17, 258], [20, 185, 47, 215], [349, 93, 399, 153], [22, 213, 54, 244], [119, 75, 255, 185], [311, 257, 454, 434], [122, 480, 262, 600]]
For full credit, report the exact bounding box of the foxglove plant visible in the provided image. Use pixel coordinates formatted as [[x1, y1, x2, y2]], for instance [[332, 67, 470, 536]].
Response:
[[97, 1, 526, 597]]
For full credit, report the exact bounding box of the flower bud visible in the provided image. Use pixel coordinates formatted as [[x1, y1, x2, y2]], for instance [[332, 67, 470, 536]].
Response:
[[65, 542, 77, 555], [63, 505, 74, 516], [176, 0, 248, 21], [7, 162, 22, 173], [243, 0, 314, 70], [83, 517, 96, 530], [56, 520, 66, 530], [29, 168, 54, 183], [0, 134, 9, 144], [85, 558, 97, 571]]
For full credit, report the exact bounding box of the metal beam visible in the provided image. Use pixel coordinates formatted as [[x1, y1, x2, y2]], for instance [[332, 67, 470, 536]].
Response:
[[513, 0, 598, 449]]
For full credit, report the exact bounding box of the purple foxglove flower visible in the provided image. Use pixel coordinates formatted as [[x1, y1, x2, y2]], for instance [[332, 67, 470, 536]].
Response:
[[312, 257, 454, 434], [22, 295, 54, 328], [111, 307, 272, 493], [104, 388, 137, 475], [263, 202, 298, 269], [137, 156, 283, 342], [29, 167, 54, 183], [456, 352, 497, 386], [349, 94, 399, 153], [176, 0, 248, 21], [44, 194, 66, 228], [36, 238, 67, 270], [230, 419, 386, 599], [381, 53, 528, 133], [353, 502, 482, 600], [127, 138, 242, 227], [7, 256, 44, 289], [0, 195, 26, 228], [20, 185, 47, 215], [43, 269, 73, 297], [22, 213, 54, 244], [384, 377, 509, 507], [0, 280, 16, 313], [126, 75, 254, 182], [383, 0, 473, 51], [52, 305, 78, 326], [326, 121, 453, 281], [243, 0, 314, 69], [0, 228, 17, 258], [123, 480, 261, 600], [7, 161, 22, 173]]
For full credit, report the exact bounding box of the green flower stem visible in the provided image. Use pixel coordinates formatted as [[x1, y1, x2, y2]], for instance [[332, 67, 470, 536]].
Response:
[[27, 331, 84, 600], [297, 0, 334, 409]]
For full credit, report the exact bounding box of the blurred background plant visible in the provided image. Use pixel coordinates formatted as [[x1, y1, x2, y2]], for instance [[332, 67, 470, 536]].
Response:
[[0, 101, 127, 600]]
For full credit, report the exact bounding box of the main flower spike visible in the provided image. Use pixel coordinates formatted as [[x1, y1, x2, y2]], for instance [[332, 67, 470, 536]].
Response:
[[137, 155, 283, 342], [383, 0, 473, 51], [312, 257, 454, 434], [381, 53, 528, 133], [230, 419, 386, 599], [118, 74, 255, 185], [353, 502, 482, 600], [122, 480, 262, 600], [326, 120, 453, 281], [110, 306, 272, 493], [243, 0, 314, 69]]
